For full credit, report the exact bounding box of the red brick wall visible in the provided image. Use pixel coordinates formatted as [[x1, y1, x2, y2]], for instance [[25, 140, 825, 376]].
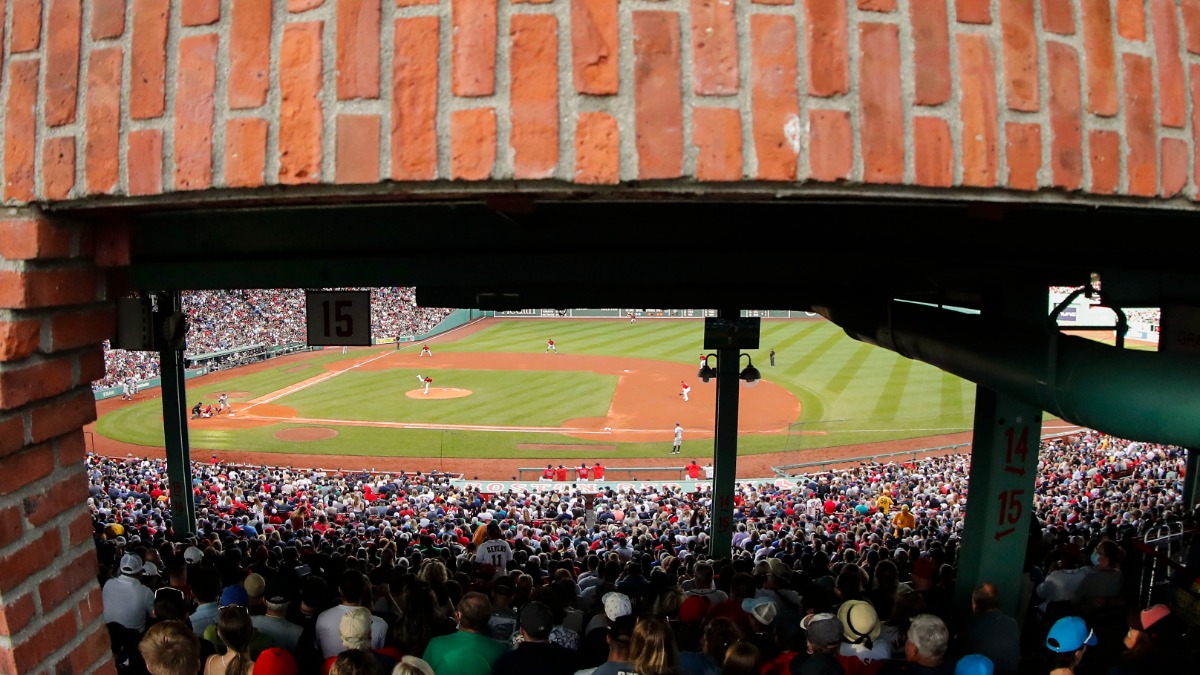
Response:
[[0, 0, 1196, 199], [0, 211, 116, 674]]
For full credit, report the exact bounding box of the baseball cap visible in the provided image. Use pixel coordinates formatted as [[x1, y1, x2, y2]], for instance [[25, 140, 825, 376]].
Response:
[[398, 656, 435, 675], [1045, 616, 1097, 653], [679, 595, 710, 624], [801, 613, 843, 648], [837, 600, 881, 643], [141, 562, 159, 577], [119, 553, 144, 576], [254, 648, 298, 675], [765, 558, 792, 581], [519, 601, 555, 640], [741, 597, 778, 626], [602, 592, 632, 621], [955, 654, 994, 675], [244, 573, 266, 599], [493, 576, 515, 595], [340, 607, 373, 649], [1132, 604, 1171, 632], [608, 615, 635, 644], [183, 546, 203, 564], [220, 585, 250, 607]]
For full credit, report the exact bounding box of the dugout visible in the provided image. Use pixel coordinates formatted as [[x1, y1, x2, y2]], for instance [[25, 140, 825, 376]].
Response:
[[3, 2, 1200, 672]]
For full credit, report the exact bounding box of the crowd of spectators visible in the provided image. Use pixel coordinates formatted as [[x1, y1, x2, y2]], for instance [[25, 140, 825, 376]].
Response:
[[91, 430, 1198, 675], [95, 288, 453, 390]]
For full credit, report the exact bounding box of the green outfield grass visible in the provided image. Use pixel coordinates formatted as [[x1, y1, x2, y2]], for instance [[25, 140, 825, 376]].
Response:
[[95, 318, 978, 459]]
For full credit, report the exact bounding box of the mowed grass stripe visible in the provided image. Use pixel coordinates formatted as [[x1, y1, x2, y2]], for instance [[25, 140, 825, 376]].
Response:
[[792, 326, 851, 375], [869, 356, 913, 422], [941, 371, 967, 418], [823, 342, 876, 397]]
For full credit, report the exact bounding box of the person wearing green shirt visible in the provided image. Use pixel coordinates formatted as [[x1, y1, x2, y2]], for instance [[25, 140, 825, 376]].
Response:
[[422, 592, 509, 675]]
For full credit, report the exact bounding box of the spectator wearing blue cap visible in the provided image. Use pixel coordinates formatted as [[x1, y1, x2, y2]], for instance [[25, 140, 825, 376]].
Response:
[[953, 654, 993, 675], [1044, 616, 1097, 675]]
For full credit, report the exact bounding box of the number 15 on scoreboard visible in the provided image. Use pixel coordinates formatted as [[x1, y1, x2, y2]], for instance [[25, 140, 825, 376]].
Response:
[[305, 291, 373, 346]]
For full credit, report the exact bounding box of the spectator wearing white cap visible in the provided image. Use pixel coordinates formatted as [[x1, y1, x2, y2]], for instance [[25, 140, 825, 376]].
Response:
[[103, 553, 155, 632]]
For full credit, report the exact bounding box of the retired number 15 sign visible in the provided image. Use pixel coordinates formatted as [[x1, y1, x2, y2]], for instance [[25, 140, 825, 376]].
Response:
[[305, 291, 372, 346]]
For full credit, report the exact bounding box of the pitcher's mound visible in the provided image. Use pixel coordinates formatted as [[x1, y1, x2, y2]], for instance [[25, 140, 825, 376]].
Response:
[[405, 388, 473, 399], [274, 427, 338, 442]]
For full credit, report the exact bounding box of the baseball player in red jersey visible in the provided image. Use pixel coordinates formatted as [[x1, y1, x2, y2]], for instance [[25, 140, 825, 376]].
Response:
[[680, 380, 691, 402], [422, 376, 432, 394], [542, 465, 555, 481], [686, 460, 702, 479], [555, 465, 568, 481], [700, 353, 707, 369], [576, 464, 590, 481], [420, 344, 432, 357], [592, 463, 605, 481], [546, 338, 557, 354]]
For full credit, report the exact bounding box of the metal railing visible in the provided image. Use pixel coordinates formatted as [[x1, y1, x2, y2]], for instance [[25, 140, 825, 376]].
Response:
[[518, 466, 697, 481], [769, 443, 971, 476]]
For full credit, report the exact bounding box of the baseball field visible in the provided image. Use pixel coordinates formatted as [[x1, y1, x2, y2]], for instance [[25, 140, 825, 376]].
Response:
[[92, 317, 982, 473]]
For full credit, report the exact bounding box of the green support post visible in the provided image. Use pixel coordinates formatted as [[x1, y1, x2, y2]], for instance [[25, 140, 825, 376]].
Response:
[[159, 292, 196, 537], [708, 313, 741, 559], [955, 288, 1044, 619]]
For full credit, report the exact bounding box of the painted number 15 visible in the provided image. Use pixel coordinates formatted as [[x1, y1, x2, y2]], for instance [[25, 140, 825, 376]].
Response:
[[321, 300, 354, 337]]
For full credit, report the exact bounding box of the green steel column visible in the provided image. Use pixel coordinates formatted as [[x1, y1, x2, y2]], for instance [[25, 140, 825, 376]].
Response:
[[159, 292, 196, 537], [955, 289, 1043, 618], [708, 320, 741, 558], [1184, 449, 1200, 510]]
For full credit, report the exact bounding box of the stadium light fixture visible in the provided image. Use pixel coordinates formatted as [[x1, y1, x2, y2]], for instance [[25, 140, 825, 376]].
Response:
[[697, 352, 761, 387]]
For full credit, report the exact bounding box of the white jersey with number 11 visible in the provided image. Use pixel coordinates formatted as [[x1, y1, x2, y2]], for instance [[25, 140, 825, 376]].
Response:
[[480, 540, 512, 571]]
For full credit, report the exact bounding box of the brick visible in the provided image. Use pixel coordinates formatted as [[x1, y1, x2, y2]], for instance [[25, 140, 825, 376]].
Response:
[[1004, 122, 1041, 191], [77, 344, 105, 386], [859, 23, 902, 184], [752, 14, 799, 180], [29, 389, 97, 444], [1000, 0, 1038, 112], [24, 471, 89, 527], [279, 22, 324, 184], [174, 34, 219, 191], [1118, 0, 1145, 40], [449, 108, 496, 181], [910, 0, 950, 106], [1047, 42, 1082, 191], [4, 59, 39, 202], [1124, 54, 1156, 196], [392, 16, 439, 180], [510, 15, 559, 179], [859, 0, 895, 10], [957, 34, 998, 187], [692, 107, 742, 181], [0, 443, 53, 493], [0, 320, 40, 362], [334, 114, 381, 184], [1151, 0, 1186, 128], [0, 507, 21, 549], [0, 415, 24, 456], [0, 531, 62, 593], [127, 129, 164, 196], [42, 137, 76, 201], [289, 0, 323, 9], [9, 608, 77, 673], [56, 429, 87, 468], [11, 0, 42, 52], [45, 0, 82, 127], [0, 358, 74, 411], [182, 0, 218, 25], [0, 218, 72, 260], [1162, 138, 1188, 197], [37, 547, 95, 609], [691, 0, 738, 95], [0, 594, 36, 637], [575, 112, 620, 184], [131, 0, 169, 120], [337, 0, 381, 100], [1081, 0, 1118, 116], [57, 621, 110, 675], [229, 0, 272, 109], [571, 0, 618, 94], [1184, 0, 1200, 53], [66, 509, 93, 547], [808, 109, 852, 182], [85, 48, 122, 195], [92, 0, 125, 39], [956, 0, 990, 24], [1042, 0, 1074, 34], [633, 11, 683, 180], [452, 0, 496, 96], [224, 118, 268, 188], [77, 585, 104, 627], [806, 0, 847, 96]]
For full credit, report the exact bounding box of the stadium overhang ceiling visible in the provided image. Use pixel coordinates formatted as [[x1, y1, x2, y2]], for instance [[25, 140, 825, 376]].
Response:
[[94, 198, 1200, 312]]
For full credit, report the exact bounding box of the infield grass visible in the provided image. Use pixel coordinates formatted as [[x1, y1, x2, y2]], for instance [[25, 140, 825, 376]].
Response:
[[95, 318, 979, 460]]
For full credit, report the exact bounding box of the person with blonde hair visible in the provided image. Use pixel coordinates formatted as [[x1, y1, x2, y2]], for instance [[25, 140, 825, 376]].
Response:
[[139, 620, 201, 675], [392, 656, 435, 675], [628, 616, 681, 675], [721, 641, 761, 675]]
